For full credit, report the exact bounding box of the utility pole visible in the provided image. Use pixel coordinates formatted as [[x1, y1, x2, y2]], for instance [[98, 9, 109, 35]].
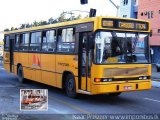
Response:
[[109, 0, 119, 16]]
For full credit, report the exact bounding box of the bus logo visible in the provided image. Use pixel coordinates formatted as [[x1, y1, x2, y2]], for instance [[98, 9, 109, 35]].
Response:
[[20, 89, 48, 111], [32, 55, 41, 67]]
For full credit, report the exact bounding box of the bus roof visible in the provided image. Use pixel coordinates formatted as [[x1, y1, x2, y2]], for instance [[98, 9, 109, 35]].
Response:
[[4, 16, 149, 34]]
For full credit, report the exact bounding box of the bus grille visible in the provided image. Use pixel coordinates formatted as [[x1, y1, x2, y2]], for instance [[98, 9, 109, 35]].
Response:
[[103, 67, 148, 77]]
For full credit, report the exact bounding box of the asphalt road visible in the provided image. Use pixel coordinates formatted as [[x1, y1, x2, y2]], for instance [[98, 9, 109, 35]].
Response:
[[0, 63, 160, 120]]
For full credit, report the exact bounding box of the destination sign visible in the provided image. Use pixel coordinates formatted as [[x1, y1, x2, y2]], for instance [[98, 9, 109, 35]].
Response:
[[102, 19, 149, 31], [119, 22, 134, 29], [102, 20, 114, 27]]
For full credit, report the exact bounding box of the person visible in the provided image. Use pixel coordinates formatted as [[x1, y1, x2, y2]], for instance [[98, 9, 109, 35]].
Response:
[[111, 38, 121, 57]]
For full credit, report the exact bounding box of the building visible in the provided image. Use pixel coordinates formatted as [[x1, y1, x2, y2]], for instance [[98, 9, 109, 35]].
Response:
[[119, 0, 138, 18], [138, 0, 160, 63]]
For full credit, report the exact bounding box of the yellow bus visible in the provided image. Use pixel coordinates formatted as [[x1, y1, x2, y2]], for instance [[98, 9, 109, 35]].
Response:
[[3, 16, 151, 98]]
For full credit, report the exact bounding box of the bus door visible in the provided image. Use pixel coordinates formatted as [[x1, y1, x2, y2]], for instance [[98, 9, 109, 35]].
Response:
[[79, 32, 92, 91], [9, 37, 14, 73]]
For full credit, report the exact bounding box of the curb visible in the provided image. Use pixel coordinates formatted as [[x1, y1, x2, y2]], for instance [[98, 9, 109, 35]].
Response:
[[152, 81, 160, 88], [152, 79, 160, 82]]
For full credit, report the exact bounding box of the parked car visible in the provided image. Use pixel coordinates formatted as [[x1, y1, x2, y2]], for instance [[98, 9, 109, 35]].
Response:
[[156, 60, 160, 72], [156, 64, 160, 72]]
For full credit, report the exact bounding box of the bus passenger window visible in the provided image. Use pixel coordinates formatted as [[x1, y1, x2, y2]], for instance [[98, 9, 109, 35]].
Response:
[[57, 28, 75, 53], [29, 32, 41, 51], [42, 30, 56, 52], [4, 36, 10, 51], [19, 33, 29, 51], [15, 35, 19, 51]]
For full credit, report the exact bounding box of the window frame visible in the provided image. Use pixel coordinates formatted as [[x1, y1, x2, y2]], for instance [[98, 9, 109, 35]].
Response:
[[4, 35, 10, 51], [19, 32, 29, 51], [57, 27, 76, 54], [94, 30, 151, 65], [14, 34, 20, 51], [42, 29, 57, 53], [29, 31, 42, 52]]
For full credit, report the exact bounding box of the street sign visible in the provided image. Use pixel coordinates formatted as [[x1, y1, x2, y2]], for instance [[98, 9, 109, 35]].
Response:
[[80, 0, 88, 4]]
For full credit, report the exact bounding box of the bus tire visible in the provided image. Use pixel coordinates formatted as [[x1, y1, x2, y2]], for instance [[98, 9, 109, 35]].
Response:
[[109, 92, 121, 96], [18, 65, 25, 83], [65, 74, 77, 98]]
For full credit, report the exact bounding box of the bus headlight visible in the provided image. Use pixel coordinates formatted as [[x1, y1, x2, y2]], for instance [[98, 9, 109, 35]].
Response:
[[139, 76, 147, 80], [143, 76, 147, 80], [94, 78, 113, 82], [102, 78, 113, 82]]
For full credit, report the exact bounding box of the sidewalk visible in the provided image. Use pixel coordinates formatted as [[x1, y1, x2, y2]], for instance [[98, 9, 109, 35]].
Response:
[[151, 64, 160, 88]]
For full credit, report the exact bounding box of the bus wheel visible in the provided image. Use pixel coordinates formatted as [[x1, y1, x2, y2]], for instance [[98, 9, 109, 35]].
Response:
[[109, 92, 121, 96], [18, 66, 25, 83], [65, 74, 77, 98]]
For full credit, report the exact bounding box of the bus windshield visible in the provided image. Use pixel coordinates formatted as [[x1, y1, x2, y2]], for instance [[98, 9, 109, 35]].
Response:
[[95, 31, 150, 64]]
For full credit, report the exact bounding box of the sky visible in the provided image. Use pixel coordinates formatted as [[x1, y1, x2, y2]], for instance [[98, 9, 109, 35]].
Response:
[[0, 0, 120, 40]]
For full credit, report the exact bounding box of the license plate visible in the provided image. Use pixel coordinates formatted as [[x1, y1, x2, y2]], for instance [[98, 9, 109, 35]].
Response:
[[124, 86, 132, 90]]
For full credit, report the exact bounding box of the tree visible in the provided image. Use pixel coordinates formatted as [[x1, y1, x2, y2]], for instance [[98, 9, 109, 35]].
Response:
[[4, 28, 9, 32], [20, 24, 26, 29], [52, 19, 58, 23], [58, 12, 67, 22], [26, 23, 32, 28], [11, 27, 15, 31], [39, 21, 48, 25], [32, 21, 39, 27], [5, 12, 84, 30], [48, 17, 54, 24], [76, 14, 82, 20]]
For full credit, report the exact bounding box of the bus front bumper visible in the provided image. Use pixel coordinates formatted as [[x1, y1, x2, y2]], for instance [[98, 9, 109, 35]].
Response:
[[91, 80, 151, 95]]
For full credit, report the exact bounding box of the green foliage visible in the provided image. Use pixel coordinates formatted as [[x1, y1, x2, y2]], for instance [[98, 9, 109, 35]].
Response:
[[4, 28, 9, 32], [20, 24, 26, 29], [11, 27, 15, 31], [39, 21, 48, 25], [5, 11, 84, 31], [32, 21, 39, 27]]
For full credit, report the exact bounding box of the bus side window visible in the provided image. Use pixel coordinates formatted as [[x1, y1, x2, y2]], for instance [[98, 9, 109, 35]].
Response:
[[15, 35, 19, 51], [19, 33, 29, 51], [57, 28, 75, 53], [42, 31, 47, 51], [42, 30, 56, 52], [29, 32, 41, 51], [4, 36, 10, 51]]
